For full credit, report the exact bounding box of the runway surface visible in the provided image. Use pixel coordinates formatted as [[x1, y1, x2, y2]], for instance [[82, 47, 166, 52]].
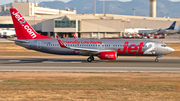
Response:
[[0, 56, 180, 72]]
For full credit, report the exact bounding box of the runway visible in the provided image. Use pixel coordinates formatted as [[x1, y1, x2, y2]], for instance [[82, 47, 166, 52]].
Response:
[[0, 57, 180, 72]]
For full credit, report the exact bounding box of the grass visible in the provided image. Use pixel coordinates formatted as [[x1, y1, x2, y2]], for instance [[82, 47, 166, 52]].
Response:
[[0, 72, 180, 101], [0, 43, 180, 100], [0, 43, 180, 57]]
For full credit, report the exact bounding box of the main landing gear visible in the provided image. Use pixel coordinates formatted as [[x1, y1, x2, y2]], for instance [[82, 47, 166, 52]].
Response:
[[155, 58, 158, 62], [87, 55, 94, 62], [155, 55, 164, 62]]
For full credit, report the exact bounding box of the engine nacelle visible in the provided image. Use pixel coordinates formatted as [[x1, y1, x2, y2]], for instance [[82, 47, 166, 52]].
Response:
[[99, 51, 117, 60]]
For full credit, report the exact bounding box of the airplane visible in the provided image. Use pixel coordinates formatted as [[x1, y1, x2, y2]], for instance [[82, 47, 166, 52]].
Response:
[[170, 25, 180, 34], [151, 21, 176, 34], [73, 33, 78, 39], [0, 29, 16, 38], [10, 8, 174, 62]]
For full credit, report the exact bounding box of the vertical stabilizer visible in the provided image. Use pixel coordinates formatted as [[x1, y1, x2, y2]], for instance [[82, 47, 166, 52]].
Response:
[[167, 21, 176, 30], [73, 33, 78, 39], [10, 8, 52, 39]]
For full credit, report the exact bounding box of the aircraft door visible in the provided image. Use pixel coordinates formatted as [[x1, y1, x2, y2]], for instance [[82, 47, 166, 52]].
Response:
[[37, 41, 41, 49]]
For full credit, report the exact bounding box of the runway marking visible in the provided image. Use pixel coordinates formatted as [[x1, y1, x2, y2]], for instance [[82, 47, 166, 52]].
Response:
[[42, 61, 54, 63], [9, 60, 20, 62], [42, 61, 82, 63], [70, 61, 82, 63]]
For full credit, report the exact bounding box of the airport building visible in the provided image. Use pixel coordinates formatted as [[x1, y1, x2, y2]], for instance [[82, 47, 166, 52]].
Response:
[[0, 0, 180, 38]]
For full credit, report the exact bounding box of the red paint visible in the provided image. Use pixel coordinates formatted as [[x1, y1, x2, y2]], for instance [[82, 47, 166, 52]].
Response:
[[56, 36, 67, 48], [138, 42, 144, 54], [73, 33, 78, 39], [63, 40, 102, 45], [117, 42, 129, 54], [99, 51, 117, 60], [117, 42, 144, 54], [73, 51, 82, 54], [128, 44, 137, 54], [10, 8, 52, 39]]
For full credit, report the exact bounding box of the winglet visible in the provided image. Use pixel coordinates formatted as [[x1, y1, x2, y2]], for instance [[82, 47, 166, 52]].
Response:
[[73, 33, 78, 39], [56, 36, 67, 48]]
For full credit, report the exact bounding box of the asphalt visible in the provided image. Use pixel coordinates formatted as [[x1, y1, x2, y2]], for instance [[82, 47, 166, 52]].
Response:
[[0, 57, 180, 72]]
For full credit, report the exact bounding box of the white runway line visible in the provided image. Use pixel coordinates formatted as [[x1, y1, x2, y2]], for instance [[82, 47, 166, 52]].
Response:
[[9, 60, 20, 62], [42, 61, 82, 63], [70, 61, 82, 63], [42, 61, 55, 63]]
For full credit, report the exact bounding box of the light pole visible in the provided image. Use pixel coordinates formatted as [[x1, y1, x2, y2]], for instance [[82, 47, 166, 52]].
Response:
[[103, 0, 105, 15], [94, 0, 96, 15], [132, 8, 135, 16]]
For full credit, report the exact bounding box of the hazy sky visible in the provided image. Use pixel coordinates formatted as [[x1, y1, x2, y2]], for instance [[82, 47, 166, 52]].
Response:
[[1, 0, 180, 5]]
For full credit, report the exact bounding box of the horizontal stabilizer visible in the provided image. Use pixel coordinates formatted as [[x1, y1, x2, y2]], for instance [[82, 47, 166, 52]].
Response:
[[9, 39, 28, 43]]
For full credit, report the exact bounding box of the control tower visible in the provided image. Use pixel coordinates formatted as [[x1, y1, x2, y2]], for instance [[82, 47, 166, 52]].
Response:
[[150, 0, 156, 17]]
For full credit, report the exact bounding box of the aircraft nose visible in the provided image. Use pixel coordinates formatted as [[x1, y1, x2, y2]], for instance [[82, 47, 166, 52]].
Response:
[[168, 47, 175, 53]]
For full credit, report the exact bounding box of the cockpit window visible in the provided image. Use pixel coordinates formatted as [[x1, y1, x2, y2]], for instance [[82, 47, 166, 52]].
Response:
[[161, 45, 167, 47]]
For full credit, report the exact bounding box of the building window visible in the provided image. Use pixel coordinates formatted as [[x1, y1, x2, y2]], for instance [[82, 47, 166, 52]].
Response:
[[78, 20, 80, 31], [55, 21, 76, 28], [55, 16, 76, 28], [0, 24, 14, 28]]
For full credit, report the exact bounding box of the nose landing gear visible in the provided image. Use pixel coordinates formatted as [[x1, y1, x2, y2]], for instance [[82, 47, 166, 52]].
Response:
[[155, 55, 164, 62]]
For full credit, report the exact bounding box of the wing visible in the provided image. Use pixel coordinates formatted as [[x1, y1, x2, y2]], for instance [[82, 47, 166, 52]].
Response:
[[56, 36, 113, 54]]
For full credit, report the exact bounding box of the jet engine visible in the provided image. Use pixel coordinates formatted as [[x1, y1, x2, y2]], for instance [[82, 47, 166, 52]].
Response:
[[99, 51, 117, 60]]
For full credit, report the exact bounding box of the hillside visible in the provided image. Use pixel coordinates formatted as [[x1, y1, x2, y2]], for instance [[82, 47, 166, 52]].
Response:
[[39, 0, 180, 18]]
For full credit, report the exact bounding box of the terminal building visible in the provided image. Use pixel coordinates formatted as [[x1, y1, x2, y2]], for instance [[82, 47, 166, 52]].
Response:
[[0, 0, 180, 38]]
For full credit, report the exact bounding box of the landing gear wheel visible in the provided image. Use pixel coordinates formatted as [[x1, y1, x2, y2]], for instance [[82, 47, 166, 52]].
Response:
[[87, 57, 92, 62], [155, 59, 158, 62]]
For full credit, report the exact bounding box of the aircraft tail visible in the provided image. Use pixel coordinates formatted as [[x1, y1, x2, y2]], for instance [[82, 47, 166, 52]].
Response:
[[166, 21, 176, 30], [175, 25, 180, 31], [73, 33, 78, 39], [10, 8, 52, 39]]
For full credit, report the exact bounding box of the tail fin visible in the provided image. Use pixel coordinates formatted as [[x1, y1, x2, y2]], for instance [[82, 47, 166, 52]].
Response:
[[10, 8, 52, 39], [175, 25, 180, 31], [166, 21, 176, 30], [73, 33, 78, 39]]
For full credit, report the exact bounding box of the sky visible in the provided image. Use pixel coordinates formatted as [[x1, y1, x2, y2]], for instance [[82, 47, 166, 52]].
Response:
[[1, 0, 180, 5]]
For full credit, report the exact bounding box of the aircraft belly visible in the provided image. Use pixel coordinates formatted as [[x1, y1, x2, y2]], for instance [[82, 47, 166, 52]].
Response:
[[40, 46, 76, 55]]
